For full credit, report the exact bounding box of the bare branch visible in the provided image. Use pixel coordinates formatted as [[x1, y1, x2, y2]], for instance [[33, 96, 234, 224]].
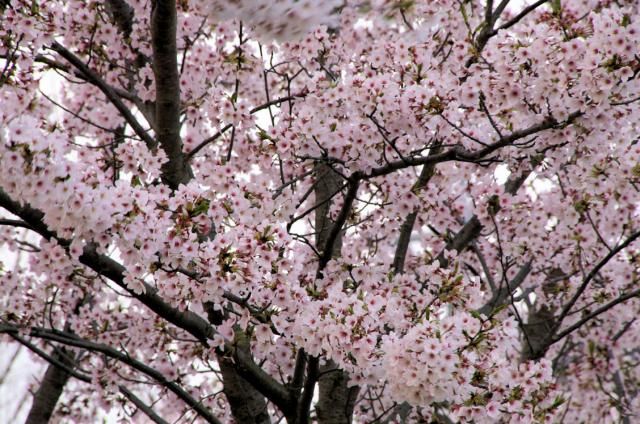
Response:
[[495, 0, 549, 32], [0, 218, 33, 230], [119, 386, 170, 424], [9, 333, 91, 383], [0, 187, 289, 410], [0, 323, 222, 424], [48, 42, 156, 149], [551, 287, 640, 346], [553, 229, 640, 334]]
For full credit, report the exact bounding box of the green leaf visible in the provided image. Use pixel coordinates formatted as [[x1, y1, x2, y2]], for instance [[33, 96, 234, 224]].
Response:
[[191, 198, 210, 217]]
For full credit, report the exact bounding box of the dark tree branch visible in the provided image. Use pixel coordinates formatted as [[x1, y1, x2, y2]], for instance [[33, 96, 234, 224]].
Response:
[[9, 333, 91, 383], [317, 180, 359, 273], [217, 349, 271, 424], [290, 349, 307, 397], [231, 337, 292, 413], [477, 260, 532, 316], [295, 355, 319, 424], [433, 215, 483, 268], [551, 287, 640, 347], [311, 160, 361, 422], [0, 218, 33, 230], [495, 0, 549, 32], [316, 360, 359, 424], [466, 0, 510, 68], [104, 0, 135, 37], [186, 123, 233, 161], [553, 229, 640, 334], [0, 324, 222, 424], [151, 0, 192, 188], [186, 95, 303, 161], [24, 343, 76, 424], [118, 385, 170, 424], [0, 187, 289, 411], [358, 111, 582, 180], [392, 156, 439, 274], [48, 42, 156, 149], [24, 54, 137, 101]]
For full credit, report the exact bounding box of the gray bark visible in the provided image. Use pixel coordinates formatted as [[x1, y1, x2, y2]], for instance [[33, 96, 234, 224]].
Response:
[[25, 348, 74, 424], [218, 353, 271, 424], [316, 361, 359, 424]]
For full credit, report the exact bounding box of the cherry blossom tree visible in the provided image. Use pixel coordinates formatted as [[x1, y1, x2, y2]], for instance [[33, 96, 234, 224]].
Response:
[[1, 0, 639, 422]]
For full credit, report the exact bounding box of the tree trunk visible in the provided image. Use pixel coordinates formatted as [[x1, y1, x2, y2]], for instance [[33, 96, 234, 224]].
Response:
[[25, 348, 74, 424], [521, 305, 555, 361], [316, 361, 359, 424], [313, 164, 358, 423], [204, 302, 272, 424], [218, 353, 271, 424]]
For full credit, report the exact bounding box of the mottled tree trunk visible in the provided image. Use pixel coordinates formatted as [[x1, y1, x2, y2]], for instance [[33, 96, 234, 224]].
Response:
[[218, 353, 271, 424], [316, 361, 360, 424], [521, 305, 556, 361], [204, 301, 272, 424], [313, 163, 359, 423], [25, 348, 74, 424]]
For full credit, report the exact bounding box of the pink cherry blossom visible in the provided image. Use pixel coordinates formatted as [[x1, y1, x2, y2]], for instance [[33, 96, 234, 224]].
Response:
[[1, 0, 640, 423]]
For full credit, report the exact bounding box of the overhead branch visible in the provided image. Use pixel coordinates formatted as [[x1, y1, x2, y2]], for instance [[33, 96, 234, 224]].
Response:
[[433, 215, 483, 268], [104, 0, 135, 37], [0, 218, 33, 230], [466, 0, 508, 68], [316, 360, 359, 424], [185, 95, 304, 161], [28, 54, 137, 101], [23, 345, 77, 424], [553, 230, 640, 334], [477, 260, 532, 316], [9, 334, 90, 384], [119, 385, 171, 424], [217, 347, 272, 424], [550, 287, 640, 347], [494, 0, 549, 33], [0, 324, 222, 424], [48, 42, 156, 149], [295, 355, 319, 424], [392, 154, 440, 274], [317, 180, 359, 273], [231, 338, 292, 413], [151, 3, 284, 411], [0, 188, 288, 408], [359, 111, 582, 180]]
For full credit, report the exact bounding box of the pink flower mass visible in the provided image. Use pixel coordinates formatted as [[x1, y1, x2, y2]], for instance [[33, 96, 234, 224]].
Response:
[[0, 0, 639, 423]]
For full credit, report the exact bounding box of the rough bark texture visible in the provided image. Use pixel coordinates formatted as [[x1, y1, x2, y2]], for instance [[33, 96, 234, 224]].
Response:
[[313, 164, 358, 423], [392, 160, 438, 274], [151, 0, 192, 188], [218, 353, 271, 424], [105, 0, 134, 36], [203, 303, 274, 424], [25, 348, 74, 424], [151, 2, 271, 418], [316, 361, 360, 424], [314, 163, 345, 255], [521, 305, 556, 361]]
